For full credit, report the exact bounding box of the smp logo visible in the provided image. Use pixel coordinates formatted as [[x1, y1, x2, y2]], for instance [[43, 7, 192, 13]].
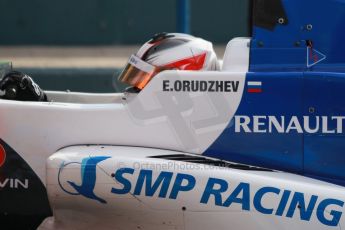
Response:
[[58, 156, 110, 204], [0, 144, 6, 167]]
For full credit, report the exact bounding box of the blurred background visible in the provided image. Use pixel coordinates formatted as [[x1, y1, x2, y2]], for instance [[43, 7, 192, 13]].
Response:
[[0, 0, 251, 92]]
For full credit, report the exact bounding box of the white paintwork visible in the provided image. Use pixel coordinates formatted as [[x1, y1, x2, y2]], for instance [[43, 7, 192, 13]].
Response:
[[46, 91, 124, 104], [0, 70, 246, 183], [1, 37, 344, 230], [222, 37, 251, 72], [41, 145, 345, 230]]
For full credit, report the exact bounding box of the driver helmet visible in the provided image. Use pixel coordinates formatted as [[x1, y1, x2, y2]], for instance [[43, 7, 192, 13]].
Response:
[[118, 33, 219, 90]]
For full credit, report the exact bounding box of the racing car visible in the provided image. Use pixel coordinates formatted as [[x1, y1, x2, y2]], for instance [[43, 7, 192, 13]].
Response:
[[1, 0, 345, 229]]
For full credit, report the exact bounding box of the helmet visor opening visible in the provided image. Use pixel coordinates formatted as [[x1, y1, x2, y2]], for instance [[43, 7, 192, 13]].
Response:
[[118, 55, 158, 90]]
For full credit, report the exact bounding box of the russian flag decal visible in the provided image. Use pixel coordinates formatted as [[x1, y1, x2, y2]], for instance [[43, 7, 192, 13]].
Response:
[[247, 81, 262, 93]]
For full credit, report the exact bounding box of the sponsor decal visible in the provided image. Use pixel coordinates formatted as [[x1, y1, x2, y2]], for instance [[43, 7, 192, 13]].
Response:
[[307, 46, 326, 68], [162, 80, 239, 92], [234, 115, 345, 134], [247, 81, 262, 93], [111, 167, 343, 227], [0, 143, 29, 189], [0, 144, 6, 167], [0, 178, 29, 189], [59, 156, 344, 227], [58, 156, 110, 204]]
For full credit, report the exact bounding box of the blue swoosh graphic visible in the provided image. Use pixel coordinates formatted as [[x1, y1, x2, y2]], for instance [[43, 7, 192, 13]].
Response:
[[66, 156, 110, 204]]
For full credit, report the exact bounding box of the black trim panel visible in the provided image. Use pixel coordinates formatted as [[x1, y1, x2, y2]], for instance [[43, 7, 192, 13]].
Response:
[[253, 0, 288, 31], [150, 154, 272, 171], [0, 140, 52, 229]]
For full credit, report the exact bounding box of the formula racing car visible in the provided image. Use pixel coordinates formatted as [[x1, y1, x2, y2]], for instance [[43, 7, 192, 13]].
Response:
[[1, 0, 345, 229]]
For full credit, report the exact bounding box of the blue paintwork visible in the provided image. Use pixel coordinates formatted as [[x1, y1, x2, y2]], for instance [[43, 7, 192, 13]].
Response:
[[250, 0, 345, 72], [204, 0, 345, 186], [204, 71, 345, 186], [303, 72, 345, 185], [204, 72, 304, 173]]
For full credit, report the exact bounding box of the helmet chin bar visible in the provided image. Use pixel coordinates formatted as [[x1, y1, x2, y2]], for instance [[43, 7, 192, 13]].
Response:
[[124, 86, 141, 94]]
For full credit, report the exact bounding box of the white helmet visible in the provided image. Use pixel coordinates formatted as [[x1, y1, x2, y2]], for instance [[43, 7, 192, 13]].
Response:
[[118, 33, 219, 90]]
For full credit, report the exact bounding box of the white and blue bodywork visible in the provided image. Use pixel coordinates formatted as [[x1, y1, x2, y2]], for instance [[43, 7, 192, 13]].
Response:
[[206, 0, 345, 187], [1, 0, 345, 229]]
